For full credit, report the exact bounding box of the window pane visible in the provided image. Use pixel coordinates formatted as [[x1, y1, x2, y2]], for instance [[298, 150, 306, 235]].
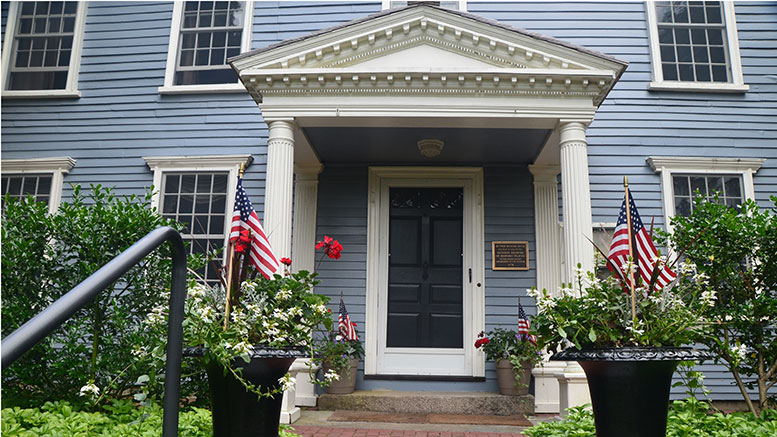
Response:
[[22, 177, 38, 195], [660, 45, 676, 62], [662, 63, 678, 80], [181, 175, 195, 193], [37, 176, 52, 195], [695, 64, 711, 82], [711, 65, 728, 82], [724, 177, 741, 198], [196, 174, 212, 193], [673, 176, 690, 196], [690, 176, 707, 195], [708, 176, 723, 195], [676, 197, 691, 216], [678, 63, 694, 81]]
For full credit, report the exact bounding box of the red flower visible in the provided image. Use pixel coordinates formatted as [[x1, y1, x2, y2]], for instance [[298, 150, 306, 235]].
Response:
[[235, 230, 251, 253], [280, 257, 292, 266], [316, 235, 343, 260], [474, 338, 490, 348]]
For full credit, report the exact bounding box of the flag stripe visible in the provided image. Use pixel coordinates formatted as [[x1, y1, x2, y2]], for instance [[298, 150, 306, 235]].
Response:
[[230, 178, 279, 279]]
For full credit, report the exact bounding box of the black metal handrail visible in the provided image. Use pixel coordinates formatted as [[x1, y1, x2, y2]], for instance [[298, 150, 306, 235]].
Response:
[[1, 226, 187, 437]]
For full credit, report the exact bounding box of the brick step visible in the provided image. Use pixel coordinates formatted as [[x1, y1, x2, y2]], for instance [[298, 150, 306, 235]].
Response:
[[318, 391, 534, 416]]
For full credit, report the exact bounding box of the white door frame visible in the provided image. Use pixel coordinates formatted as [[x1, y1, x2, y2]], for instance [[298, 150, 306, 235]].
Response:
[[365, 167, 485, 377]]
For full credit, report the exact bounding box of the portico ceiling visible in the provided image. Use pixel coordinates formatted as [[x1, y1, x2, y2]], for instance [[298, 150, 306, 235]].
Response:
[[303, 126, 549, 165]]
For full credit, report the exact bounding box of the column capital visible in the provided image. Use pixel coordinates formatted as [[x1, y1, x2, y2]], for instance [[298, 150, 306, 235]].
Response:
[[529, 164, 561, 184], [558, 121, 588, 149], [294, 163, 324, 179], [268, 119, 297, 142]]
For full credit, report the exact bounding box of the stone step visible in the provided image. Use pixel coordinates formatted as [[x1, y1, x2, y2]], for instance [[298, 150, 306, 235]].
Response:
[[318, 390, 534, 416]]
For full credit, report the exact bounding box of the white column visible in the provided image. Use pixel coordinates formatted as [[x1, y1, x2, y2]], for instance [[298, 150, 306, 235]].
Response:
[[280, 360, 304, 424], [528, 165, 562, 294], [558, 121, 594, 283], [265, 119, 296, 264], [291, 164, 323, 273]]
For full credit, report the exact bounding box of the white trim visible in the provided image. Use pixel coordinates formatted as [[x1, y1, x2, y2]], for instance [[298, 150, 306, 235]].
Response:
[[1, 157, 76, 214], [159, 1, 254, 94], [646, 156, 764, 235], [645, 1, 748, 93], [143, 154, 253, 213], [365, 167, 485, 377], [1, 2, 88, 97], [383, 1, 468, 12]]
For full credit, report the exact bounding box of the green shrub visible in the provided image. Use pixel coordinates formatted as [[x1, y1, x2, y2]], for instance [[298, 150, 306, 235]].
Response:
[[1, 186, 181, 406], [0, 401, 301, 436]]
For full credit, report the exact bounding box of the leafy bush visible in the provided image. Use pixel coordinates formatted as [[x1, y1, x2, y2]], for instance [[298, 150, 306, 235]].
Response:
[[524, 399, 777, 437], [663, 197, 777, 413], [0, 400, 301, 436], [1, 186, 181, 406]]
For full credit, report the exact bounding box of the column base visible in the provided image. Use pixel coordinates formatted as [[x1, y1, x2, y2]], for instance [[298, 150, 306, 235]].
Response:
[[292, 358, 319, 407], [532, 361, 565, 413], [280, 407, 301, 424], [555, 361, 591, 416]]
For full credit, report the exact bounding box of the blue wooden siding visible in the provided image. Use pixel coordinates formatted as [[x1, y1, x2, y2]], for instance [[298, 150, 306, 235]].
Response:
[[2, 1, 775, 400]]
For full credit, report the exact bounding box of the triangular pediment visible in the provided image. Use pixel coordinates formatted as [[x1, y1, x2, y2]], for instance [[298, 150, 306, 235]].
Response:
[[231, 4, 626, 105]]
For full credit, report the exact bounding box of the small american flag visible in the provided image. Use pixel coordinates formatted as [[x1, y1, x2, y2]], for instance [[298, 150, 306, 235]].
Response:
[[230, 177, 279, 280], [338, 298, 358, 341], [608, 191, 676, 290], [518, 303, 537, 345]]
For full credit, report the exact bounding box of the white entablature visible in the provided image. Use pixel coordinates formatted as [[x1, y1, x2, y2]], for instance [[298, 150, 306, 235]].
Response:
[[230, 4, 627, 119]]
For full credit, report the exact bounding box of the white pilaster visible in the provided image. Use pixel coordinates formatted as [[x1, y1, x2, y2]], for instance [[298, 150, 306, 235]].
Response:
[[558, 121, 594, 283], [556, 362, 591, 416], [291, 164, 323, 273], [532, 360, 565, 413], [528, 165, 563, 294], [265, 120, 296, 264], [280, 360, 304, 424]]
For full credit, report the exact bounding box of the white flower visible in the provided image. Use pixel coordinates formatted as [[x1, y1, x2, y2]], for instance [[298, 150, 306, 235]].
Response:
[[700, 289, 717, 307], [79, 382, 100, 398], [731, 344, 747, 361], [324, 369, 340, 382], [724, 314, 734, 322], [279, 374, 296, 391], [680, 261, 697, 275], [694, 271, 710, 286], [276, 289, 292, 301]]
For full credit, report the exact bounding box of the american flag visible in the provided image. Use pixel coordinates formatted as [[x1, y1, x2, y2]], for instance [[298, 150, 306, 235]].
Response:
[[607, 190, 676, 290], [229, 177, 279, 280], [518, 303, 537, 345], [338, 298, 358, 341]]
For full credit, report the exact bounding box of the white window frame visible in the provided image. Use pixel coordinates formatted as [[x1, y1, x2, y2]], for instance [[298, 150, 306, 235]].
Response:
[[159, 1, 254, 94], [382, 1, 467, 12], [647, 156, 764, 237], [646, 1, 748, 93], [1, 2, 87, 99], [1, 157, 76, 213]]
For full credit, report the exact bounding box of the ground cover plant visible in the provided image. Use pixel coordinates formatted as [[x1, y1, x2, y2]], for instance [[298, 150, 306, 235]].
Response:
[[525, 399, 777, 437], [1, 186, 182, 406], [0, 400, 301, 436]]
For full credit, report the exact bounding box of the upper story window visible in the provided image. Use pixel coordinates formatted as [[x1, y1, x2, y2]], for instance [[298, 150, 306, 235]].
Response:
[[646, 1, 747, 92], [1, 1, 87, 98], [1, 157, 76, 214], [160, 1, 254, 94], [647, 156, 763, 236], [383, 1, 467, 11]]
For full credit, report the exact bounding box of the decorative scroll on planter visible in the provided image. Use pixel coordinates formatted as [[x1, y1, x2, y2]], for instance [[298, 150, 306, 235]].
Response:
[[551, 347, 712, 437]]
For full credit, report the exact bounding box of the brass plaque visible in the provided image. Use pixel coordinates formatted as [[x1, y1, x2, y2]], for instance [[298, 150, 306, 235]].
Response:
[[491, 241, 529, 271]]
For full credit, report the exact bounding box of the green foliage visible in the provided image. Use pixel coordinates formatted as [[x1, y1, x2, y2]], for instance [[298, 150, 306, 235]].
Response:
[[664, 196, 777, 412], [0, 400, 303, 436], [1, 186, 182, 406], [530, 266, 709, 351], [524, 400, 777, 437], [475, 327, 542, 364], [315, 330, 365, 376]]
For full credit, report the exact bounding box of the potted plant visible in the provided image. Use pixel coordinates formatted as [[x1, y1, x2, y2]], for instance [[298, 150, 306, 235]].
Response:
[[475, 327, 542, 395], [530, 261, 713, 437], [316, 331, 364, 394]]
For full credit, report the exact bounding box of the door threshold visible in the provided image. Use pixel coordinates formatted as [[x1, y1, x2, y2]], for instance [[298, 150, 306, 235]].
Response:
[[364, 374, 485, 382]]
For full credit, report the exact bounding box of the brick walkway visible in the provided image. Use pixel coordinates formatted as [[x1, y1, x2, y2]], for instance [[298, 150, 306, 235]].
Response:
[[292, 426, 526, 436]]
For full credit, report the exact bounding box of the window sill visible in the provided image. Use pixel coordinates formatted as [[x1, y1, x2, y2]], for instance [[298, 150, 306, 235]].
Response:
[[158, 83, 247, 95], [1, 89, 81, 99], [648, 81, 749, 93]]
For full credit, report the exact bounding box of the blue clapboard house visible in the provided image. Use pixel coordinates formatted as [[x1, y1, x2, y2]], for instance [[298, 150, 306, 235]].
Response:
[[2, 1, 775, 415]]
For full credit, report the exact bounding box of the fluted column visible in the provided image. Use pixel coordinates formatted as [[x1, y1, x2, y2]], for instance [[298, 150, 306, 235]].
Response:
[[559, 121, 594, 283], [265, 119, 296, 266], [529, 165, 562, 295], [291, 164, 323, 273]]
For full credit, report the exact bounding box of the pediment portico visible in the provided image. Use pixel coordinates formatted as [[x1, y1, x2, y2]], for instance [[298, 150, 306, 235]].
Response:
[[230, 3, 626, 384]]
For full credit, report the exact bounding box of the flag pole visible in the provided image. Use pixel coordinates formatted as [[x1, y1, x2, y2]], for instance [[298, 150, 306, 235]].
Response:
[[624, 176, 637, 324], [224, 163, 246, 330]]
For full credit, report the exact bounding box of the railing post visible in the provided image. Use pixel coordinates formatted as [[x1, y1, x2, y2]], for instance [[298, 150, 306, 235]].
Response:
[[162, 230, 187, 436]]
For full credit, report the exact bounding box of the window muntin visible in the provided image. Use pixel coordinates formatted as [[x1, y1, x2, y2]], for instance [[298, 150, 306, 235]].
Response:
[[655, 1, 730, 83], [161, 172, 229, 282], [1, 173, 53, 209], [672, 174, 743, 216], [7, 1, 78, 90], [174, 1, 244, 86]]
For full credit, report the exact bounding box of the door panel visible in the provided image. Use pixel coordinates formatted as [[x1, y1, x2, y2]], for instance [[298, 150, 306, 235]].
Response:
[[387, 187, 463, 349]]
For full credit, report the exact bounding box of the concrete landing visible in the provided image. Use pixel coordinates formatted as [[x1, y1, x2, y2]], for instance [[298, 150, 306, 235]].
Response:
[[318, 391, 535, 416]]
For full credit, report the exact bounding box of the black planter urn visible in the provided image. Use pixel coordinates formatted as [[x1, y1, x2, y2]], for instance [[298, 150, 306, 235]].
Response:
[[189, 346, 308, 437], [552, 347, 711, 437]]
